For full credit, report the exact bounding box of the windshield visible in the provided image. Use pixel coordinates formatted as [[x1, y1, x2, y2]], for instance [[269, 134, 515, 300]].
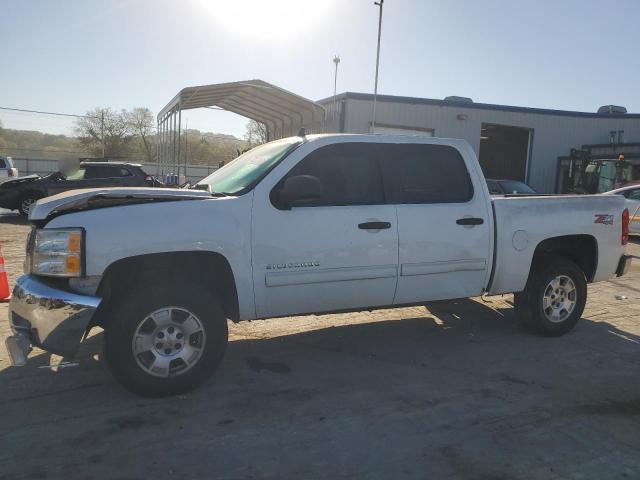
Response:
[[198, 138, 302, 195], [498, 180, 536, 194]]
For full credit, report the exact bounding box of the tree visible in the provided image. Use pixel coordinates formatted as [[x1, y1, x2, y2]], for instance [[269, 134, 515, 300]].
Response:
[[75, 107, 134, 158], [244, 120, 267, 146], [126, 107, 156, 162]]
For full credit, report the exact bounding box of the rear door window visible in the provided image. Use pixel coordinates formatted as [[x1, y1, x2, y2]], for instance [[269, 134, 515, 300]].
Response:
[[380, 143, 473, 204], [280, 142, 385, 207], [0, 157, 6, 169]]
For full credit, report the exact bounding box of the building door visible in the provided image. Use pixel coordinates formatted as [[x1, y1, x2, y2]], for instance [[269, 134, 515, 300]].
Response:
[[478, 123, 532, 181]]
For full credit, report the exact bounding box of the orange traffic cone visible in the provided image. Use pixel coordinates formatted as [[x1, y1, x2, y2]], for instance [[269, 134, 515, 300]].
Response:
[[0, 244, 10, 302]]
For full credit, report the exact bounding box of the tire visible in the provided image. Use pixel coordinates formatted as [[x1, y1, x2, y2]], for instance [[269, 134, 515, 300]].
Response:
[[18, 193, 42, 216], [514, 256, 587, 336], [104, 281, 228, 397]]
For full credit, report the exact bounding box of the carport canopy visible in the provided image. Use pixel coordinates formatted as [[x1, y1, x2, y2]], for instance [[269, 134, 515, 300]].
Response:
[[158, 79, 325, 140], [156, 79, 325, 176]]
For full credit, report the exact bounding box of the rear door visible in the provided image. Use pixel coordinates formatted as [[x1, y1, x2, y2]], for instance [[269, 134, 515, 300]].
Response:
[[380, 142, 492, 304]]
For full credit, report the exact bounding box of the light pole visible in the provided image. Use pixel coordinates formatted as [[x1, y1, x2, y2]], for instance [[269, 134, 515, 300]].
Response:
[[332, 55, 340, 118], [372, 0, 384, 131]]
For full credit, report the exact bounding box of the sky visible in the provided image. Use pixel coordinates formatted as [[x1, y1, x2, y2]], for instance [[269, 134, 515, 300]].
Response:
[[1, 0, 639, 138]]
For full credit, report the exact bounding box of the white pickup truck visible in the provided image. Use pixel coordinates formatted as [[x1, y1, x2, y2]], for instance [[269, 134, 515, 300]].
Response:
[[6, 134, 632, 396]]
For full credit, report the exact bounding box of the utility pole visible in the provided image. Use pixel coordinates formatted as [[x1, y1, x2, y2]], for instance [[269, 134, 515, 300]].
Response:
[[372, 0, 384, 131], [332, 55, 340, 118], [100, 109, 105, 158]]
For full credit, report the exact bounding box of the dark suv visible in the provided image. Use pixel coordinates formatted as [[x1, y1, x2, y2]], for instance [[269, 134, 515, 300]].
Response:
[[0, 162, 158, 215]]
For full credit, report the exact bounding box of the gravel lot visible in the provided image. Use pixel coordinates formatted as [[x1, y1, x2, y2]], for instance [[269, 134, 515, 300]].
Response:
[[1, 209, 640, 480]]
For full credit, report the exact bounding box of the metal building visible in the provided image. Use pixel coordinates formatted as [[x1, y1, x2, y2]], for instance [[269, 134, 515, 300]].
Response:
[[319, 92, 640, 193]]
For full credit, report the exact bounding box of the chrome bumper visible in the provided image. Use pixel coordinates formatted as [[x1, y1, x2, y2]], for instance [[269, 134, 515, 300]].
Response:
[[6, 274, 101, 365]]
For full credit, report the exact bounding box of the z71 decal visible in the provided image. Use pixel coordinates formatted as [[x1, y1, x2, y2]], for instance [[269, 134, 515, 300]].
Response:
[[594, 214, 614, 225]]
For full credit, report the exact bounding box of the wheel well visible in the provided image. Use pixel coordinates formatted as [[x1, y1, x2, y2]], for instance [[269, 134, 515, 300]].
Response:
[[94, 251, 239, 328], [531, 235, 597, 281]]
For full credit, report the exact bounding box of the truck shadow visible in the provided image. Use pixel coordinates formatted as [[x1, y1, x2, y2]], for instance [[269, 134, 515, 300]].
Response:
[[1, 299, 639, 478]]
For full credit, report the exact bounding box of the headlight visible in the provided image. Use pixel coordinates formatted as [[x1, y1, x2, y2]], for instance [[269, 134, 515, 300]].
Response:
[[31, 228, 84, 277]]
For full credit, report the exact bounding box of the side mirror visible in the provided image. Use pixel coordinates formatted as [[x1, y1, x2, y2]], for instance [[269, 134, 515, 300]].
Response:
[[275, 175, 322, 209]]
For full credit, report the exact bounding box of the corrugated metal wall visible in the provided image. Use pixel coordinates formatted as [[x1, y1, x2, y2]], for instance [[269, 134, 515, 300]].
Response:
[[337, 98, 640, 193]]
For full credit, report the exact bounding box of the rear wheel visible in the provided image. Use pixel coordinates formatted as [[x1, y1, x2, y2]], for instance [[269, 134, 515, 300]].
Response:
[[514, 257, 587, 336], [104, 281, 228, 397]]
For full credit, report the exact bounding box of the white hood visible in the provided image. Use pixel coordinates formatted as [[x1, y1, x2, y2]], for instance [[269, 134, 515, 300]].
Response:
[[29, 187, 212, 221]]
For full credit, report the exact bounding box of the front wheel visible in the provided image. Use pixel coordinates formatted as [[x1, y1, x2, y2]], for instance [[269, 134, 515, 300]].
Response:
[[104, 281, 228, 397], [19, 194, 41, 216], [514, 257, 587, 336]]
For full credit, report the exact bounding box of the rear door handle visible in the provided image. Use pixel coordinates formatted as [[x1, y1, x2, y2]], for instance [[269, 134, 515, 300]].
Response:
[[456, 217, 484, 226], [359, 221, 391, 230]]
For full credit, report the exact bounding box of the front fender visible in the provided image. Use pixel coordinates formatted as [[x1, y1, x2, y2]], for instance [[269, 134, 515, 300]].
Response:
[[44, 195, 256, 319]]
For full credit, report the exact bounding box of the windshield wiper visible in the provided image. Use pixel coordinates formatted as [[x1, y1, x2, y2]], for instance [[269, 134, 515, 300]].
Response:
[[210, 191, 230, 197]]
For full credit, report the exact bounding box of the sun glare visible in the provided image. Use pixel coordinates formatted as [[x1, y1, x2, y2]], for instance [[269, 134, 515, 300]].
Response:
[[200, 0, 334, 39]]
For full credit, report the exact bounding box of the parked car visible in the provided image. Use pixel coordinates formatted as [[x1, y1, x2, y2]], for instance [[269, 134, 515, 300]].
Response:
[[604, 184, 640, 235], [0, 155, 18, 181], [6, 134, 631, 397], [487, 178, 537, 195], [0, 162, 157, 215]]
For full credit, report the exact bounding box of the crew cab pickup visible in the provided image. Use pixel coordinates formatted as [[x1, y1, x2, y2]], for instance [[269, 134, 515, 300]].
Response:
[[6, 134, 632, 397]]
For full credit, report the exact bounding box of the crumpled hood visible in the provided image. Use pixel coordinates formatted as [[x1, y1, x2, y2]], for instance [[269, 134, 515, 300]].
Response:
[[29, 187, 212, 221], [0, 174, 40, 188]]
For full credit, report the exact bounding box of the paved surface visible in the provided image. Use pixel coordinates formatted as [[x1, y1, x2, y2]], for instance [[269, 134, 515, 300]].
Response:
[[1, 212, 640, 479]]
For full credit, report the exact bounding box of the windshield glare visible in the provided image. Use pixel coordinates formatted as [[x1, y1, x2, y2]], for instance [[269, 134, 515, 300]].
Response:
[[198, 138, 301, 195]]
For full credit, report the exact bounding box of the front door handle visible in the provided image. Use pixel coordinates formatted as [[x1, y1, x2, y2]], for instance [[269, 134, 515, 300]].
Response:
[[456, 217, 484, 226], [358, 221, 391, 230]]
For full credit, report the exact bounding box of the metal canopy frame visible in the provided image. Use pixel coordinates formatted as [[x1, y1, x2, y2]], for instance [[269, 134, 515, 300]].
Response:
[[157, 79, 326, 177]]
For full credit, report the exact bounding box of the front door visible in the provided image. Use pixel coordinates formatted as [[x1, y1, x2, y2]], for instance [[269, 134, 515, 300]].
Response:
[[378, 142, 492, 304], [251, 141, 398, 318]]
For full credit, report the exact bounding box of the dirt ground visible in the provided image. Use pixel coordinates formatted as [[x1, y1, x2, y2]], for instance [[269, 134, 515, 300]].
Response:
[[1, 209, 640, 480]]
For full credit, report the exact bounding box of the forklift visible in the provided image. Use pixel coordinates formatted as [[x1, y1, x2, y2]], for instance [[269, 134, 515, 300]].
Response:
[[557, 132, 640, 194]]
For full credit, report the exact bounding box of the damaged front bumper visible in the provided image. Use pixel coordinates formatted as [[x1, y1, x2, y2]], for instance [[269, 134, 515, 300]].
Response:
[[5, 274, 101, 366]]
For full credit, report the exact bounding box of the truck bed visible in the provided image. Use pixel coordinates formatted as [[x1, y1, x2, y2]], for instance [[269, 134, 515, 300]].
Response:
[[488, 194, 626, 294]]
